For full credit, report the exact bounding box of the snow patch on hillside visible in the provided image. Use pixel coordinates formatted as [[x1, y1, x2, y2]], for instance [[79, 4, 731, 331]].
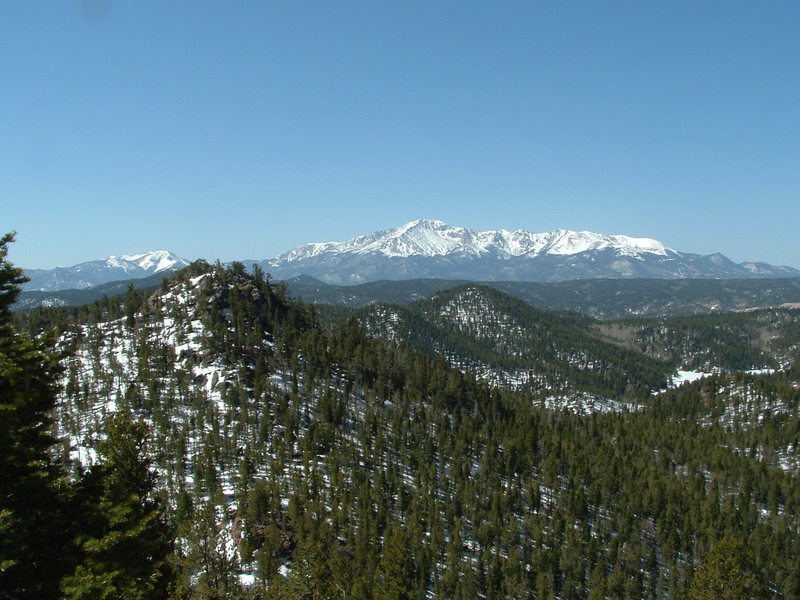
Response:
[[671, 370, 710, 386]]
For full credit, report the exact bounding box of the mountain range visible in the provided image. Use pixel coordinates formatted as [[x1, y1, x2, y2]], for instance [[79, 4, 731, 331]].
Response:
[[255, 219, 799, 284], [23, 250, 190, 291], [22, 220, 799, 292]]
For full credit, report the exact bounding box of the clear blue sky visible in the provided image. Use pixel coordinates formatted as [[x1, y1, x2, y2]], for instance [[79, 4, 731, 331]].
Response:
[[2, 1, 799, 268]]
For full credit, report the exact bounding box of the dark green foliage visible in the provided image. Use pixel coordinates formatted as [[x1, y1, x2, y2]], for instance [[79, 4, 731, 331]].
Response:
[[61, 411, 174, 599], [375, 524, 417, 600], [604, 308, 800, 371], [174, 499, 241, 600], [687, 537, 766, 600], [348, 284, 672, 398], [2, 234, 177, 599], [0, 232, 73, 599], [314, 289, 800, 390]]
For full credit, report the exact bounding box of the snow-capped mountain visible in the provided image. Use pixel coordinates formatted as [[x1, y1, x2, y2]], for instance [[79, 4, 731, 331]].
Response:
[[277, 219, 674, 261], [24, 250, 190, 291], [259, 220, 799, 284], [23, 221, 799, 292]]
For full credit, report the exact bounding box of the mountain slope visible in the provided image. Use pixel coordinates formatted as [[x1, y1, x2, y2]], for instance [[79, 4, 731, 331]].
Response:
[[321, 290, 800, 390], [259, 220, 799, 284], [23, 250, 190, 291], [20, 272, 800, 318], [350, 284, 672, 400], [600, 308, 800, 372]]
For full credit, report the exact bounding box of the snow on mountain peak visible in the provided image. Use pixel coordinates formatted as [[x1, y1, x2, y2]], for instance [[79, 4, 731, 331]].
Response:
[[543, 230, 673, 256], [23, 250, 192, 292], [275, 220, 674, 261], [107, 250, 189, 272]]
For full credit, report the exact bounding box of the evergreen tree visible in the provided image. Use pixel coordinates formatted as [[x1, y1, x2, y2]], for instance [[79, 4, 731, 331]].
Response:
[[278, 535, 336, 600], [687, 536, 766, 600], [61, 411, 175, 599], [177, 499, 241, 600], [375, 524, 416, 600], [0, 232, 74, 599]]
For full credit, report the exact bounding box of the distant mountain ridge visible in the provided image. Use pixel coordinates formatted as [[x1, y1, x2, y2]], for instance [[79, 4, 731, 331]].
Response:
[[16, 272, 800, 320], [15, 272, 173, 311], [21, 220, 799, 292], [284, 275, 800, 320], [274, 219, 674, 260], [23, 250, 190, 291], [338, 284, 800, 393], [258, 219, 799, 284]]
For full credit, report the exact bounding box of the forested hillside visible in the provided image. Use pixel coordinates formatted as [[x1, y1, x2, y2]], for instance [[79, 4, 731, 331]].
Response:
[[318, 287, 800, 400], [5, 251, 800, 599], [600, 309, 800, 372], [349, 285, 671, 403], [284, 275, 800, 320]]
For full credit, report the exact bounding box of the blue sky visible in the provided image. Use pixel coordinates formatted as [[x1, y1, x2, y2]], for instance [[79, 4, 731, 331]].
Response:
[[2, 1, 798, 269]]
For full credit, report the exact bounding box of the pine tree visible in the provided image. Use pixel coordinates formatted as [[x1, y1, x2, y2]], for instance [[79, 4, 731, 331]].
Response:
[[0, 232, 74, 599], [177, 499, 241, 600], [586, 562, 609, 600], [687, 536, 766, 600], [374, 524, 416, 600], [280, 535, 336, 600], [61, 411, 175, 600]]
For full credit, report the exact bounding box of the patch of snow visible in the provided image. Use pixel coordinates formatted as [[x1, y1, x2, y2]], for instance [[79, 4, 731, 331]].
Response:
[[745, 368, 776, 376], [670, 370, 710, 386], [539, 392, 636, 415]]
